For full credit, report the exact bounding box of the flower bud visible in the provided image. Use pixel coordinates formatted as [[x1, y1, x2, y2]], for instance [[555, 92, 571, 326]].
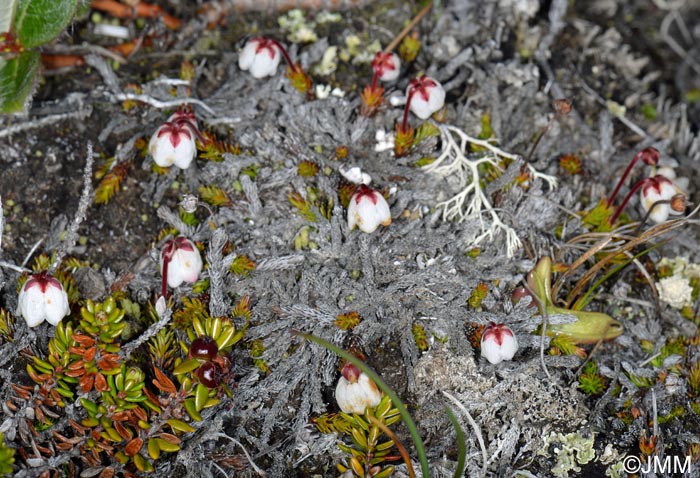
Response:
[[636, 147, 660, 167], [17, 271, 70, 327], [372, 52, 401, 82], [480, 322, 518, 365], [406, 75, 445, 120], [160, 237, 203, 288], [238, 37, 282, 79], [335, 363, 382, 414], [148, 119, 197, 169], [347, 185, 392, 233]]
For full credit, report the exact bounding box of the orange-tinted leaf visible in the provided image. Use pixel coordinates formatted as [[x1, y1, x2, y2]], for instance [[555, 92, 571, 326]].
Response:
[[152, 367, 176, 394], [73, 334, 96, 347], [83, 346, 97, 362], [99, 467, 116, 478], [80, 374, 94, 393], [114, 421, 133, 441], [158, 432, 181, 445], [94, 373, 109, 392], [124, 438, 143, 456]]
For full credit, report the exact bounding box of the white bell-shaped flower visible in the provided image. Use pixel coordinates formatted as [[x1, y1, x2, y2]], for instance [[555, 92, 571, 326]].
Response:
[[149, 120, 197, 169], [160, 237, 203, 288], [17, 272, 70, 327], [406, 75, 445, 120], [347, 185, 392, 234], [238, 37, 282, 79], [480, 322, 519, 365], [640, 175, 685, 224], [335, 362, 382, 414], [372, 51, 401, 82]]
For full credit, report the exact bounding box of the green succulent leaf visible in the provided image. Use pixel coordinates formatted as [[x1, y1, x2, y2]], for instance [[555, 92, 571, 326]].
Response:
[[14, 0, 79, 48], [0, 52, 40, 114]]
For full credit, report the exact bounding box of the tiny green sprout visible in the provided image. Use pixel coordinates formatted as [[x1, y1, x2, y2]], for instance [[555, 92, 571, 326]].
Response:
[[173, 297, 210, 330], [0, 308, 14, 342], [94, 160, 130, 205], [548, 334, 584, 358], [288, 191, 317, 222], [179, 208, 198, 226], [413, 157, 435, 167], [580, 199, 616, 232], [559, 154, 582, 175], [230, 255, 256, 277], [578, 361, 606, 395], [198, 130, 241, 161], [334, 311, 362, 331], [412, 121, 440, 148], [198, 185, 232, 208], [398, 31, 421, 62], [657, 405, 686, 424], [249, 339, 269, 374], [649, 336, 685, 369], [297, 160, 320, 177], [412, 323, 430, 351], [626, 372, 656, 389], [469, 112, 494, 153], [689, 362, 700, 396], [468, 283, 489, 309]]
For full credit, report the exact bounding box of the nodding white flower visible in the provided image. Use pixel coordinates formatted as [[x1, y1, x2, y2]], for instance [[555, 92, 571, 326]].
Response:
[[480, 322, 518, 365], [406, 75, 445, 120], [149, 118, 198, 169], [238, 37, 282, 79], [640, 175, 686, 224], [17, 271, 70, 327], [335, 362, 382, 414], [372, 51, 401, 82], [160, 237, 203, 289], [347, 184, 392, 233]]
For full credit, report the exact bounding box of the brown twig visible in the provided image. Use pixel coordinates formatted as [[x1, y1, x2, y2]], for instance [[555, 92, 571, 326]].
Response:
[[383, 2, 433, 53]]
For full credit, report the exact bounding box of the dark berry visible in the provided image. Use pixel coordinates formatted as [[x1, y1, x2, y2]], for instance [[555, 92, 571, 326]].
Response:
[[189, 336, 219, 360], [196, 362, 221, 388]]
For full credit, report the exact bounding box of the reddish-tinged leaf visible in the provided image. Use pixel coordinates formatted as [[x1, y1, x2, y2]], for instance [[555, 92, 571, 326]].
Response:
[[83, 346, 97, 362], [80, 374, 94, 393], [73, 334, 96, 346], [125, 437, 144, 457], [153, 367, 176, 394], [158, 432, 181, 445], [114, 421, 133, 441], [94, 373, 109, 392]]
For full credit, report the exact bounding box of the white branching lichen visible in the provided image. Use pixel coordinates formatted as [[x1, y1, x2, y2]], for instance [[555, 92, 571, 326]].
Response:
[[423, 124, 557, 257]]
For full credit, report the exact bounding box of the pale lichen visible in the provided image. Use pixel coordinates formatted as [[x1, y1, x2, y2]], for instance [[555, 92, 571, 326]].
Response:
[[540, 431, 595, 477]]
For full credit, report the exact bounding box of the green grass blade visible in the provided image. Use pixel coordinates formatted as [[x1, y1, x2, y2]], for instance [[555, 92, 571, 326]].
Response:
[[445, 407, 465, 478]]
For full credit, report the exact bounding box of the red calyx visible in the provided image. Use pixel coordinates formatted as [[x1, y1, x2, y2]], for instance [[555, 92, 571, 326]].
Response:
[[408, 76, 437, 102], [340, 362, 361, 383], [354, 185, 378, 205], [24, 271, 62, 293], [482, 323, 513, 346]]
